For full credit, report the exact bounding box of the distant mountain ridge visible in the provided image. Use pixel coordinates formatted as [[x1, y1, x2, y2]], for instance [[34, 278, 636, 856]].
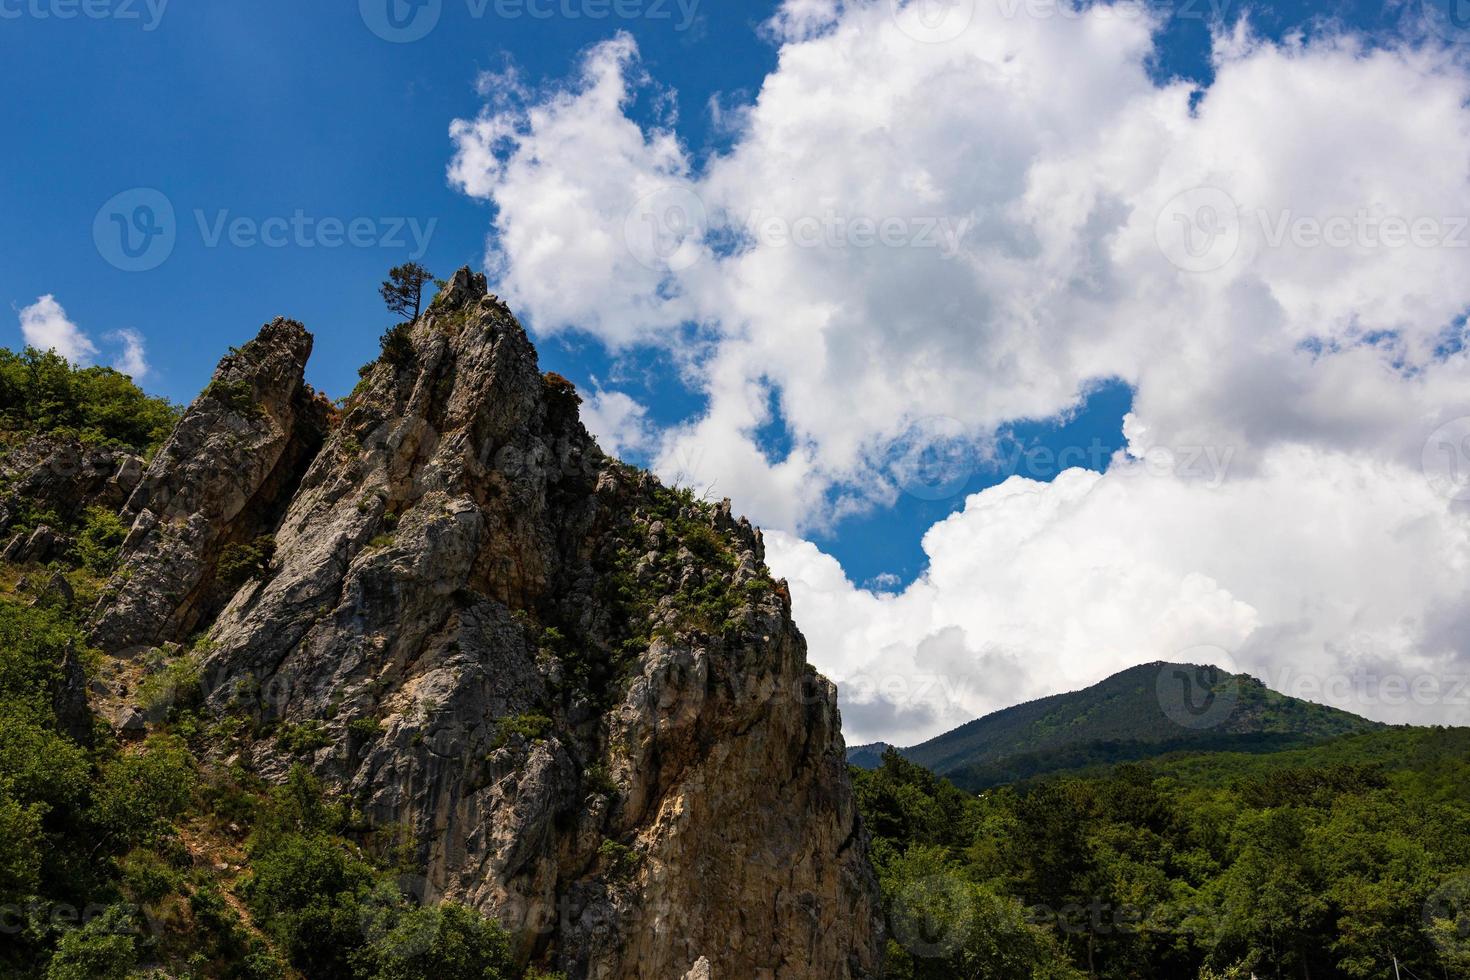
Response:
[[851, 661, 1383, 790]]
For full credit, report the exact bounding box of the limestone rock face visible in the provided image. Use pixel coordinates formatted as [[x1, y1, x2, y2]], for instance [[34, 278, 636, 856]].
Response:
[[90, 318, 329, 653], [87, 269, 883, 979], [0, 434, 143, 538]]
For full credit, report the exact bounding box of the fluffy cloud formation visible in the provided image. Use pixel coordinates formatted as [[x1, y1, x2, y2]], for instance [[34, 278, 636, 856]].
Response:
[[17, 296, 150, 380], [768, 445, 1470, 743], [108, 328, 150, 379], [19, 295, 98, 365], [450, 4, 1470, 740], [580, 387, 658, 461]]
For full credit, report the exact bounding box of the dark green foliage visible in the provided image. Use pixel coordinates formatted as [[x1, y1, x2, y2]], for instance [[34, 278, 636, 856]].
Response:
[[74, 505, 127, 575], [0, 346, 179, 453], [243, 768, 518, 980], [379, 263, 436, 322], [43, 905, 139, 980], [491, 712, 552, 750], [596, 839, 637, 880], [217, 535, 277, 588], [360, 901, 516, 980], [89, 734, 196, 850], [137, 653, 204, 720], [348, 716, 384, 741], [855, 728, 1470, 979], [379, 323, 415, 368], [541, 372, 581, 426], [277, 720, 331, 756]]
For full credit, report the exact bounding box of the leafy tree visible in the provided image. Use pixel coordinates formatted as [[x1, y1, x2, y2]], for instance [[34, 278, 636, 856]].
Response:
[[88, 734, 196, 850], [357, 901, 516, 980], [379, 263, 436, 322], [0, 346, 178, 452], [44, 905, 139, 980]]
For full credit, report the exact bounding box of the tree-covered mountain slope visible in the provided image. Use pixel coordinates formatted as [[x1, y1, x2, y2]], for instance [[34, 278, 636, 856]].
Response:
[[853, 661, 1382, 790]]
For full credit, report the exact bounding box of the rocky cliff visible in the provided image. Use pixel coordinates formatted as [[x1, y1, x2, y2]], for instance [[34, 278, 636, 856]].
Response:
[[81, 269, 882, 979]]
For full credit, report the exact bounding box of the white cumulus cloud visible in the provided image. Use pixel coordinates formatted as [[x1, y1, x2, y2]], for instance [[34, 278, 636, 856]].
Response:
[[449, 4, 1470, 741], [19, 295, 99, 365], [16, 295, 150, 380]]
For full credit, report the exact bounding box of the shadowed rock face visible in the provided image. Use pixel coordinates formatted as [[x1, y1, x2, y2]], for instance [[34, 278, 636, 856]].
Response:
[[87, 269, 883, 979]]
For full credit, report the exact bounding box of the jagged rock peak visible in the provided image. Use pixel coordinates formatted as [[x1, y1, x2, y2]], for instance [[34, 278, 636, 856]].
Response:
[[83, 285, 883, 979], [89, 316, 329, 653], [434, 265, 489, 309]]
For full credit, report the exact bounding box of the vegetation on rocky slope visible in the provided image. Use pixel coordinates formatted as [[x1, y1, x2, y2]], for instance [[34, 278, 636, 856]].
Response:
[[0, 529, 570, 979], [0, 346, 566, 978], [0, 277, 876, 979]]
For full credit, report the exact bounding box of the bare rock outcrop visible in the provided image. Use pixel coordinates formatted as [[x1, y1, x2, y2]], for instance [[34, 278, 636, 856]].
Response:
[[90, 318, 330, 653], [0, 433, 143, 536], [86, 269, 883, 978]]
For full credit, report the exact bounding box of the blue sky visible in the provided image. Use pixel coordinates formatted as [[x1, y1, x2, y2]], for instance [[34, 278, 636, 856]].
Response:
[[8, 0, 1470, 742], [1, 0, 1335, 582]]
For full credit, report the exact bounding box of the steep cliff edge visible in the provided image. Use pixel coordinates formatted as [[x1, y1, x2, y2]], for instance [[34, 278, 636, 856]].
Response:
[[84, 269, 882, 978]]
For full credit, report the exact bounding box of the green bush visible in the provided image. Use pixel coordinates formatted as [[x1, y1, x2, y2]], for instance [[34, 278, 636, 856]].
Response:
[[278, 721, 331, 756], [202, 377, 261, 417], [0, 598, 87, 722], [491, 713, 551, 750], [359, 901, 516, 980], [348, 716, 384, 741], [44, 905, 139, 980], [138, 654, 203, 720], [216, 535, 277, 588], [75, 506, 127, 575], [379, 324, 415, 368], [89, 734, 195, 849]]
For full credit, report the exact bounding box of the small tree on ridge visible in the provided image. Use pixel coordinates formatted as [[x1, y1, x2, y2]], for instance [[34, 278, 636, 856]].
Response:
[[379, 262, 435, 322]]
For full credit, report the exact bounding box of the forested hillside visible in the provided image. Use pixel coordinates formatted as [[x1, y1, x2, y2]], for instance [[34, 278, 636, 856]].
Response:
[[856, 729, 1470, 978], [858, 662, 1381, 790]]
